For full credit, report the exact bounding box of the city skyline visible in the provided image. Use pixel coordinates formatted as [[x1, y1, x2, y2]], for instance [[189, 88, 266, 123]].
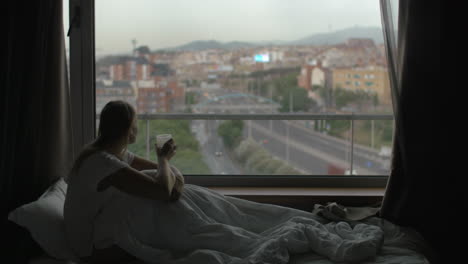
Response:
[[64, 0, 383, 55]]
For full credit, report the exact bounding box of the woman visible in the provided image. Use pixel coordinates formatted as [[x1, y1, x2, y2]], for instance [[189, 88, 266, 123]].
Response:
[[64, 100, 184, 263], [65, 101, 383, 264]]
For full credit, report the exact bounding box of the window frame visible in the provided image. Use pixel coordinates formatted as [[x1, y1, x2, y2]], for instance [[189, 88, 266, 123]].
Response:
[[68, 0, 391, 188], [69, 0, 96, 156]]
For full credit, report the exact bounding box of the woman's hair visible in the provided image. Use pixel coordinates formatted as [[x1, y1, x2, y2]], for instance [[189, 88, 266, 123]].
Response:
[[69, 100, 136, 175]]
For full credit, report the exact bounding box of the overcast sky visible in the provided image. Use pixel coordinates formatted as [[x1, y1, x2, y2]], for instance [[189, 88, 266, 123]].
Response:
[[64, 0, 382, 55]]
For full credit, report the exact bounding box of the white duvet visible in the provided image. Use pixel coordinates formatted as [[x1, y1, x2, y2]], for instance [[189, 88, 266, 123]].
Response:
[[113, 184, 385, 264]]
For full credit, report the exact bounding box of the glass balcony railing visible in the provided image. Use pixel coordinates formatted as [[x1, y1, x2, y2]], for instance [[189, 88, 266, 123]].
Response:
[[97, 113, 393, 176]]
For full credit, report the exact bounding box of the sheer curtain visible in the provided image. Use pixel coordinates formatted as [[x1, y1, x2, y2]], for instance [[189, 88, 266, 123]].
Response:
[[2, 0, 74, 262], [380, 0, 441, 261]]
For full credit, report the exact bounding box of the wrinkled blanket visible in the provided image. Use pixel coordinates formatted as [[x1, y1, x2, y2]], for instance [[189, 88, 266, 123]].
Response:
[[114, 185, 384, 264]]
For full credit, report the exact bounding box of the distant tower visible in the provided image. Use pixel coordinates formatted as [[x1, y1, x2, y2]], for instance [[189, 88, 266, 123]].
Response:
[[327, 24, 332, 46], [131, 39, 137, 56]]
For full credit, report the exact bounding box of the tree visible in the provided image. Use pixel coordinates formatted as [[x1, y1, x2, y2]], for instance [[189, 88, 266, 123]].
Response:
[[235, 139, 259, 164], [264, 159, 284, 174], [218, 120, 244, 149], [334, 88, 356, 109], [261, 72, 317, 112], [246, 149, 271, 171], [315, 85, 333, 108], [252, 158, 272, 174], [278, 87, 316, 112], [328, 120, 349, 137], [312, 85, 322, 91], [275, 165, 302, 175], [334, 87, 378, 111], [372, 94, 379, 107], [135, 45, 151, 54], [356, 120, 394, 149], [185, 91, 197, 105]]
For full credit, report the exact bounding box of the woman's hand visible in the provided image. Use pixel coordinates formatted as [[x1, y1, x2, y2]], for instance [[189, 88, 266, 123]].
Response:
[[155, 139, 177, 160], [169, 175, 184, 202], [168, 165, 184, 202]]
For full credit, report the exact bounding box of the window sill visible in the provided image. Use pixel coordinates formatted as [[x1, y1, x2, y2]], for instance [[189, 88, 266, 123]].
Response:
[[186, 175, 388, 188], [208, 187, 385, 211], [211, 187, 385, 196]]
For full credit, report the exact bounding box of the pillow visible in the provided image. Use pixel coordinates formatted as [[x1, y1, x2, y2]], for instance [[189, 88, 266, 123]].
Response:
[[8, 178, 78, 261]]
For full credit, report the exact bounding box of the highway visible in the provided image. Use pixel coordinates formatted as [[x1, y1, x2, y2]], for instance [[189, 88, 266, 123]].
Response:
[[192, 119, 241, 175], [192, 87, 390, 175]]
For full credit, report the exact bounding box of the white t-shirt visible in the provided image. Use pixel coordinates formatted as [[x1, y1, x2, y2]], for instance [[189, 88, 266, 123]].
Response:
[[64, 150, 135, 257]]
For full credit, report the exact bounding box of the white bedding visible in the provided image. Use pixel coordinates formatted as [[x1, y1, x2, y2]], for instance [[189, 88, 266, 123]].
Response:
[[289, 216, 430, 263], [28, 256, 76, 264], [30, 184, 428, 264], [108, 184, 428, 264], [28, 256, 140, 264]]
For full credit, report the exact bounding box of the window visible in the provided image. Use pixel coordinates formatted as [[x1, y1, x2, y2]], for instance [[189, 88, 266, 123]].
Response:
[[68, 0, 394, 188]]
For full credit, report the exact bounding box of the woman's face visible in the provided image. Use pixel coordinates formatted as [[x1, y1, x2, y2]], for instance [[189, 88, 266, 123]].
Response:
[[127, 118, 138, 144]]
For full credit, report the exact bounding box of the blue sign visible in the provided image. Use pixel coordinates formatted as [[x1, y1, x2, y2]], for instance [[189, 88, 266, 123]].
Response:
[[254, 54, 270, 63]]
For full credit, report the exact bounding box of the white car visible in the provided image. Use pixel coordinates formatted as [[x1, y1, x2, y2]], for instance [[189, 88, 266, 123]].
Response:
[[345, 169, 357, 175], [379, 147, 392, 158]]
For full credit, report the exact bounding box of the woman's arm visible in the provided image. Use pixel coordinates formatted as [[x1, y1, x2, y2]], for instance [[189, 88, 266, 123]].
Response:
[[97, 165, 173, 201], [101, 140, 183, 202], [99, 140, 180, 201], [153, 139, 180, 198], [168, 165, 184, 201], [155, 157, 177, 198], [129, 155, 158, 171]]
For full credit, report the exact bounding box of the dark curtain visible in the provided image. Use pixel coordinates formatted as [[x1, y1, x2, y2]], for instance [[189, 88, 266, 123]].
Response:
[[380, 0, 442, 261], [1, 0, 73, 262]]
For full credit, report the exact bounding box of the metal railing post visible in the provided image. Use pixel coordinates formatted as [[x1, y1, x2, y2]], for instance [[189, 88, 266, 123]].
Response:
[[286, 120, 290, 163], [146, 118, 150, 159], [350, 118, 355, 175]]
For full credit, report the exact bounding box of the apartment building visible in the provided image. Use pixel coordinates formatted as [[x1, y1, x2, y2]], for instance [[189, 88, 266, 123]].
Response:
[[95, 80, 137, 113], [297, 61, 326, 91], [331, 66, 392, 105]]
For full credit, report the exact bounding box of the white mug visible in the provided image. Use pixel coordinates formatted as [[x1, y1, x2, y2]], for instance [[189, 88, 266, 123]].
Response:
[[156, 134, 172, 148]]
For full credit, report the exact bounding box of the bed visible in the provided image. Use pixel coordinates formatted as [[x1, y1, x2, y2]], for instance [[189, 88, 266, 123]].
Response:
[[9, 178, 430, 264], [28, 218, 430, 264]]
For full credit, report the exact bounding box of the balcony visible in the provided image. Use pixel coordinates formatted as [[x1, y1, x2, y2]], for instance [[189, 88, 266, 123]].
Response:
[[95, 113, 394, 189]]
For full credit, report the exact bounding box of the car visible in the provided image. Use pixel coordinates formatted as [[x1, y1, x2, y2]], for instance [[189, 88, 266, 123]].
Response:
[[379, 146, 392, 158], [215, 151, 223, 157], [345, 169, 358, 175]]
